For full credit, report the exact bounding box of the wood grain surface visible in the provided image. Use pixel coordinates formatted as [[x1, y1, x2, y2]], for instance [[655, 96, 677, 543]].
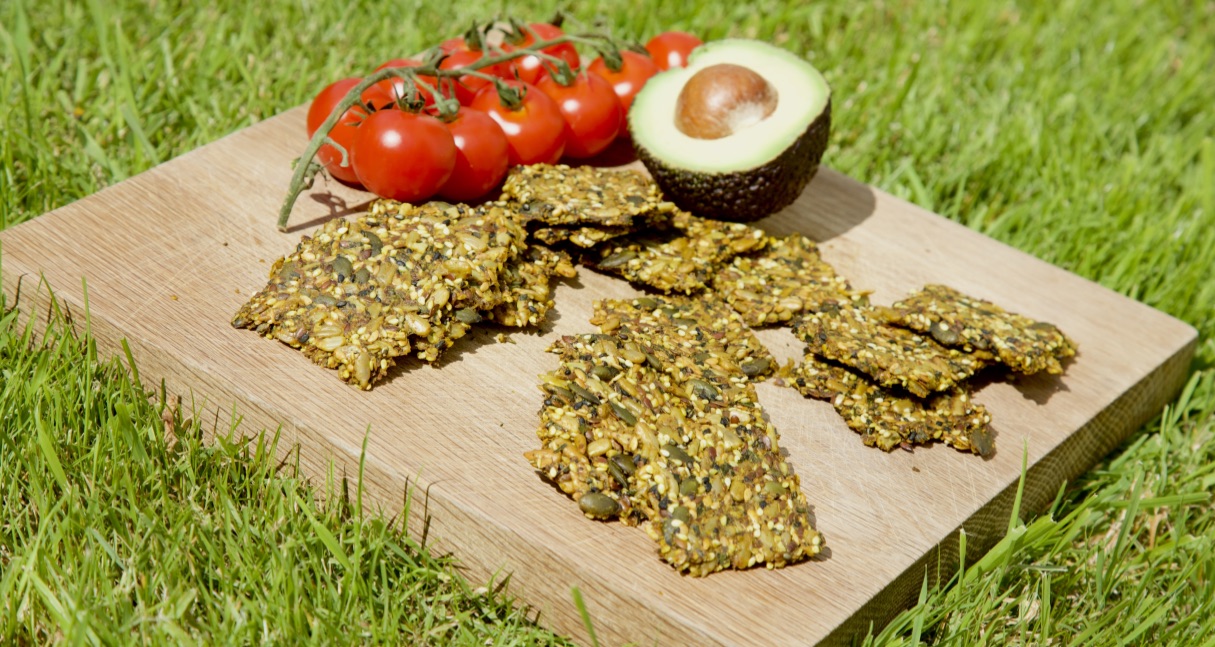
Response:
[[0, 106, 1196, 646]]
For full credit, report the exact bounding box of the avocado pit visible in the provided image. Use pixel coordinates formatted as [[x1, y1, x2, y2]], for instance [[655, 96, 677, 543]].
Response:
[[675, 63, 779, 140]]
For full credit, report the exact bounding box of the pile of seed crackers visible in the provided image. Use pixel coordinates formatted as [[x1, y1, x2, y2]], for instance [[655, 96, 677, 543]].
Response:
[[235, 163, 1076, 576]]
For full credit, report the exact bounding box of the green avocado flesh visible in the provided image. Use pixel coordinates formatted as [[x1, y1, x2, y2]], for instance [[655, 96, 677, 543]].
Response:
[[630, 39, 832, 222]]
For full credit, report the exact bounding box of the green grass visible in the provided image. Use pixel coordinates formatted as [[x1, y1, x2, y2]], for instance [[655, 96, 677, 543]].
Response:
[[2, 0, 1214, 644]]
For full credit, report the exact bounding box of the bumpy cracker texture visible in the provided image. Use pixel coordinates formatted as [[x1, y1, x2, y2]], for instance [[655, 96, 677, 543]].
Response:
[[526, 332, 822, 576], [585, 211, 767, 294], [489, 245, 576, 327], [794, 302, 990, 398], [885, 284, 1076, 375], [590, 295, 776, 380], [232, 201, 527, 389], [499, 163, 675, 229], [713, 233, 864, 326], [783, 355, 994, 454]]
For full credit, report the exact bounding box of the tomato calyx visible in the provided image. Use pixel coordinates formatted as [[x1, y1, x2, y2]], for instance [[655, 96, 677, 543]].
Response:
[[485, 79, 528, 111]]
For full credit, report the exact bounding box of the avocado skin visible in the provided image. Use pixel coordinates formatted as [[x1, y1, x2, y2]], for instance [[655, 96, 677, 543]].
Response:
[[635, 99, 831, 223]]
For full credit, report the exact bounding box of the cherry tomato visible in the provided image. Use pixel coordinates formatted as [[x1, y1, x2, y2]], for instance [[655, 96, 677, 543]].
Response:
[[588, 50, 660, 114], [537, 72, 622, 159], [350, 110, 456, 202], [511, 23, 581, 85], [645, 31, 704, 71], [470, 81, 567, 166], [440, 49, 515, 105], [306, 77, 366, 185], [439, 37, 467, 53], [361, 58, 440, 109], [436, 108, 510, 202]]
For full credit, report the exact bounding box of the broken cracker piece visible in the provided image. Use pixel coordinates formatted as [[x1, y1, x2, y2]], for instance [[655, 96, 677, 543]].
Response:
[[489, 245, 576, 327], [784, 354, 993, 454], [885, 284, 1076, 375], [793, 302, 990, 398]]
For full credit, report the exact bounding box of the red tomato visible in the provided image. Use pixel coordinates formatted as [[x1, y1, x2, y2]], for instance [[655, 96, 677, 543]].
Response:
[[306, 77, 366, 185], [511, 23, 581, 86], [436, 108, 510, 202], [537, 72, 622, 159], [350, 110, 456, 202], [440, 49, 514, 105], [360, 59, 440, 109], [439, 37, 466, 53], [470, 81, 567, 166], [645, 31, 704, 71], [587, 50, 660, 114]]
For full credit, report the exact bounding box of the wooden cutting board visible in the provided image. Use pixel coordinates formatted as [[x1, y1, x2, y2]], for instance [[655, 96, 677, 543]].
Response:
[[1, 107, 1195, 645]]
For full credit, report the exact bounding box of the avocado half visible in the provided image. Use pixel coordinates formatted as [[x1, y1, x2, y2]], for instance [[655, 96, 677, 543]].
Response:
[[630, 39, 831, 222]]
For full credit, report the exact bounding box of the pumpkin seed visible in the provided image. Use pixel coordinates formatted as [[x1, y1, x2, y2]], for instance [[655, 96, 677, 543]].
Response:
[[363, 231, 383, 255], [661, 444, 694, 465], [930, 321, 960, 346], [609, 453, 636, 476], [764, 481, 788, 496], [609, 401, 637, 425], [590, 364, 619, 382], [578, 492, 621, 519], [332, 255, 353, 280], [454, 308, 482, 324], [741, 358, 771, 378], [679, 477, 700, 497], [569, 383, 601, 405], [688, 378, 719, 401]]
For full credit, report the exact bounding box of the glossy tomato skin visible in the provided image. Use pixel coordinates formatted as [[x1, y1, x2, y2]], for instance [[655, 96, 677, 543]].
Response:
[[587, 50, 660, 115], [361, 58, 439, 109], [645, 31, 704, 71], [440, 49, 514, 105], [350, 110, 456, 203], [512, 23, 580, 85], [437, 108, 510, 202], [307, 77, 366, 185], [439, 37, 466, 53], [470, 81, 567, 166], [537, 72, 622, 159]]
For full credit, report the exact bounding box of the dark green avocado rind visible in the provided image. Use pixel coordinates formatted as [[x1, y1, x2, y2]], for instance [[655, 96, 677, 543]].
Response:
[[635, 99, 832, 223]]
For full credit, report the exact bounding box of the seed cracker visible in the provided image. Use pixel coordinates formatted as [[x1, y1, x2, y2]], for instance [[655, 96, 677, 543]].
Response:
[[590, 295, 776, 380], [499, 163, 676, 229], [526, 333, 822, 576], [585, 211, 768, 294], [783, 355, 994, 454], [793, 302, 990, 398], [713, 233, 864, 326], [885, 284, 1076, 375], [232, 200, 526, 389], [489, 245, 577, 327]]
